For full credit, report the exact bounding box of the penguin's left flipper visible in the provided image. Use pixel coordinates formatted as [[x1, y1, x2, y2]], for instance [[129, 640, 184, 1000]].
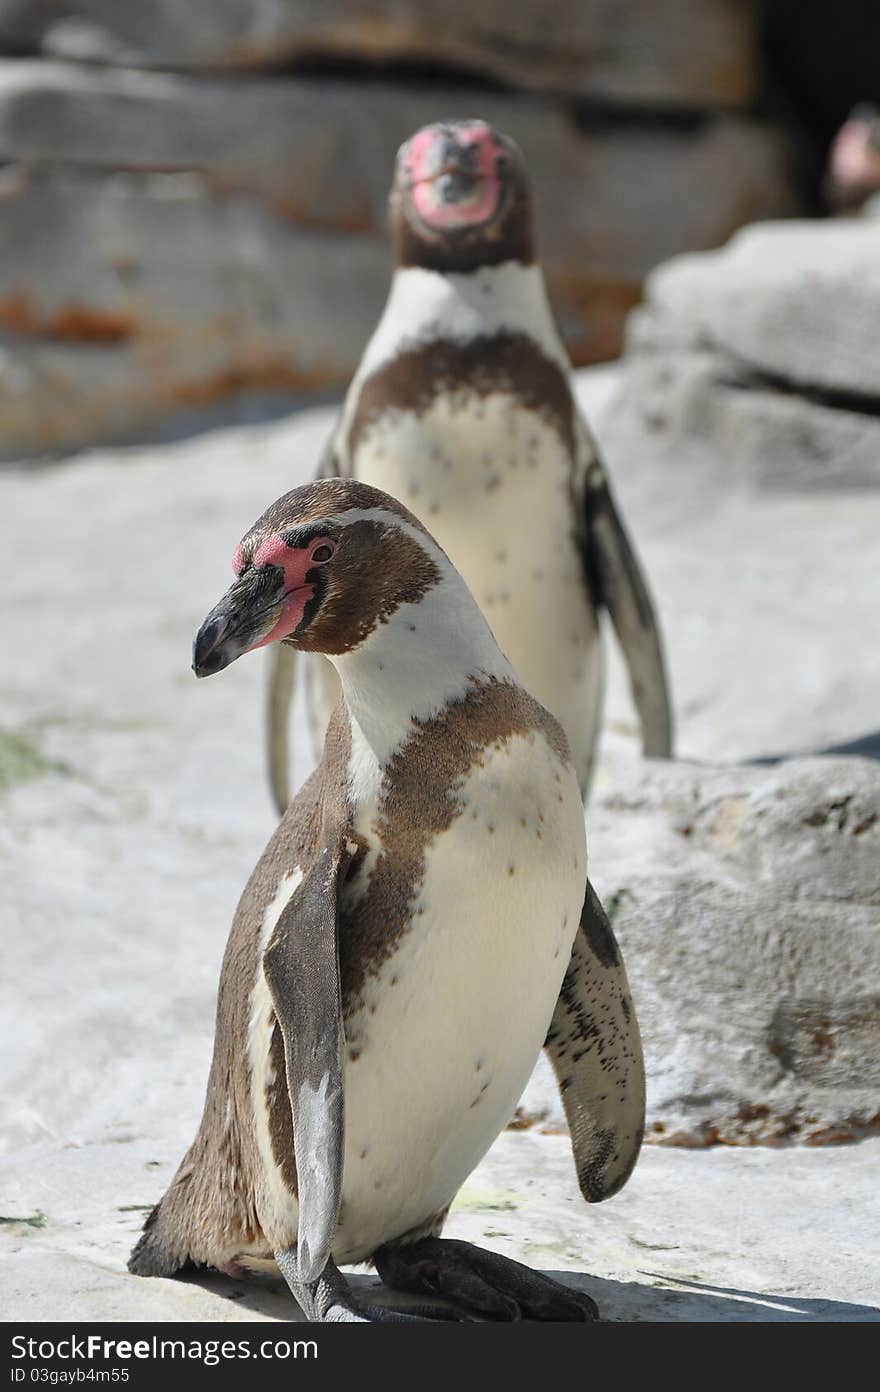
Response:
[[262, 836, 348, 1284], [579, 443, 674, 758], [545, 878, 646, 1203]]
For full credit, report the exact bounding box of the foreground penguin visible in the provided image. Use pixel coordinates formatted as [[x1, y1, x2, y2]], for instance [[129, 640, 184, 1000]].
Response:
[[130, 479, 645, 1322], [266, 119, 672, 812]]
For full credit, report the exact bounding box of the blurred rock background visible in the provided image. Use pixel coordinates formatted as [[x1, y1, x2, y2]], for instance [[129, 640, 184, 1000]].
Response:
[[2, 2, 880, 1322], [0, 0, 875, 458]]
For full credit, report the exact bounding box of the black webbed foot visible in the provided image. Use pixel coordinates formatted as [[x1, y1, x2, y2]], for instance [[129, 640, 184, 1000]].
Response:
[[275, 1249, 463, 1322], [374, 1237, 598, 1322]]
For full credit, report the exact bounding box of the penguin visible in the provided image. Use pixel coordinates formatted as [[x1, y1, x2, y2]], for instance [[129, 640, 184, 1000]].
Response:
[[266, 118, 672, 813], [129, 478, 645, 1322], [826, 104, 880, 217]]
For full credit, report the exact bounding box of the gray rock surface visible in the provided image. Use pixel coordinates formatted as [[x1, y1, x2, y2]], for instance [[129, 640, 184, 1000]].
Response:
[[614, 220, 880, 493], [522, 757, 880, 1146], [2, 368, 879, 1319], [0, 1, 760, 106], [0, 167, 390, 458], [3, 1132, 878, 1321], [641, 221, 880, 401], [0, 62, 801, 457], [608, 350, 880, 492], [0, 60, 797, 272]]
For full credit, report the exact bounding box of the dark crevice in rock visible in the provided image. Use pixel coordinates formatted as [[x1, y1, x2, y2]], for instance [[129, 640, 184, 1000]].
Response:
[[571, 103, 711, 136], [220, 51, 518, 94], [0, 39, 42, 60], [718, 358, 880, 423]]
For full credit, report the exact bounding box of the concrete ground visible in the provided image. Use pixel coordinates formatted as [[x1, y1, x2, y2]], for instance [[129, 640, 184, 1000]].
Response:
[[2, 372, 878, 1322]]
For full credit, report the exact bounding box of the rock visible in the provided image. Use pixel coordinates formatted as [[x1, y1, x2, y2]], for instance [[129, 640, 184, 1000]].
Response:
[[609, 220, 880, 494], [0, 61, 802, 456], [0, 1, 761, 107], [4, 1130, 880, 1320], [0, 61, 799, 267], [639, 221, 880, 402], [608, 349, 880, 492], [521, 756, 880, 1148], [0, 167, 391, 457], [2, 404, 880, 1320], [590, 337, 880, 1160]]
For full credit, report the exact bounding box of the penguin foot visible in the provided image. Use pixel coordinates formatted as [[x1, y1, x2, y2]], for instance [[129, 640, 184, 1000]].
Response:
[[374, 1237, 599, 1322], [275, 1249, 462, 1323]]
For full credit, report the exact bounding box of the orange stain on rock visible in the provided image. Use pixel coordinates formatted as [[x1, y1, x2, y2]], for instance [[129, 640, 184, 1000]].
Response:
[[0, 294, 133, 343]]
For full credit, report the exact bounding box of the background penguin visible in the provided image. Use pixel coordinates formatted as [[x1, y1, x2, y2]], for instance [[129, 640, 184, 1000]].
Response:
[[130, 478, 645, 1322], [826, 103, 880, 216], [266, 118, 672, 812]]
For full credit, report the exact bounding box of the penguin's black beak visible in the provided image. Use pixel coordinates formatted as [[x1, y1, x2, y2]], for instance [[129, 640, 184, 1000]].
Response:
[[192, 566, 284, 678], [431, 136, 481, 201]]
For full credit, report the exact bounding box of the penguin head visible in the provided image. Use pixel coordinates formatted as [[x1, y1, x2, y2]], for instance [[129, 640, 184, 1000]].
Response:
[[192, 479, 441, 676], [390, 120, 534, 272], [828, 103, 880, 208]]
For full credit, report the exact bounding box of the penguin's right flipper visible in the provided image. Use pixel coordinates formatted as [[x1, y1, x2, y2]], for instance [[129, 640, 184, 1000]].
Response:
[[263, 836, 348, 1283], [266, 643, 297, 815], [544, 878, 646, 1202], [579, 445, 674, 758]]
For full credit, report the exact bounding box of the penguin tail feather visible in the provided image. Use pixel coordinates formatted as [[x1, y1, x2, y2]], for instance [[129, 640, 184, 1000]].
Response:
[[127, 1200, 190, 1278]]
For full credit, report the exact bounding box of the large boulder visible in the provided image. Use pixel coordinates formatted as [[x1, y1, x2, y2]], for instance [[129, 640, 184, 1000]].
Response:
[[523, 755, 880, 1147], [613, 220, 880, 492], [0, 64, 801, 457], [0, 61, 797, 275], [0, 168, 391, 457], [637, 221, 880, 401], [0, 0, 761, 106]]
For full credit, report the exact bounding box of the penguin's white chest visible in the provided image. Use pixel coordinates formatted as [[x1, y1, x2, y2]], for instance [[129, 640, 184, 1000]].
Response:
[[332, 731, 587, 1263], [346, 395, 602, 787]]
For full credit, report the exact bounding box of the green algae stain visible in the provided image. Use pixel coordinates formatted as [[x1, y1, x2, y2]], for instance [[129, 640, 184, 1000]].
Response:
[[0, 1211, 46, 1229], [0, 727, 70, 790], [451, 1188, 519, 1213], [605, 887, 632, 928]]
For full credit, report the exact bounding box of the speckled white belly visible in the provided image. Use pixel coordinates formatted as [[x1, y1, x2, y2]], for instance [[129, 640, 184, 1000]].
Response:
[[307, 397, 603, 790], [244, 730, 585, 1265], [331, 729, 587, 1263]]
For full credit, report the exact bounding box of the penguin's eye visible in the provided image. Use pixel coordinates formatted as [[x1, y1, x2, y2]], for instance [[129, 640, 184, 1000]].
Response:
[[310, 542, 336, 565]]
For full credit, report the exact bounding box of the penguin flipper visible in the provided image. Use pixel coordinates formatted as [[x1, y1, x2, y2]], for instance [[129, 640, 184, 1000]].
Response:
[[262, 836, 348, 1282], [579, 447, 674, 758], [544, 879, 645, 1202]]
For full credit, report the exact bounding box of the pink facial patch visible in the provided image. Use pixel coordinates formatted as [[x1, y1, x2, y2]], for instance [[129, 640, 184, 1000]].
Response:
[[408, 122, 502, 230], [831, 118, 880, 188], [248, 589, 313, 651], [245, 533, 336, 650]]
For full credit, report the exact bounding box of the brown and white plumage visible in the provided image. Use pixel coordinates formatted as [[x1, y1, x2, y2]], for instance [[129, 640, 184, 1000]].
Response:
[[266, 120, 673, 813], [130, 479, 644, 1319]]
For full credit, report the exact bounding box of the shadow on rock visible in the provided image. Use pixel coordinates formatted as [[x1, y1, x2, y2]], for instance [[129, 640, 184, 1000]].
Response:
[[747, 728, 880, 765], [175, 1265, 880, 1322], [598, 1271, 880, 1322]]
